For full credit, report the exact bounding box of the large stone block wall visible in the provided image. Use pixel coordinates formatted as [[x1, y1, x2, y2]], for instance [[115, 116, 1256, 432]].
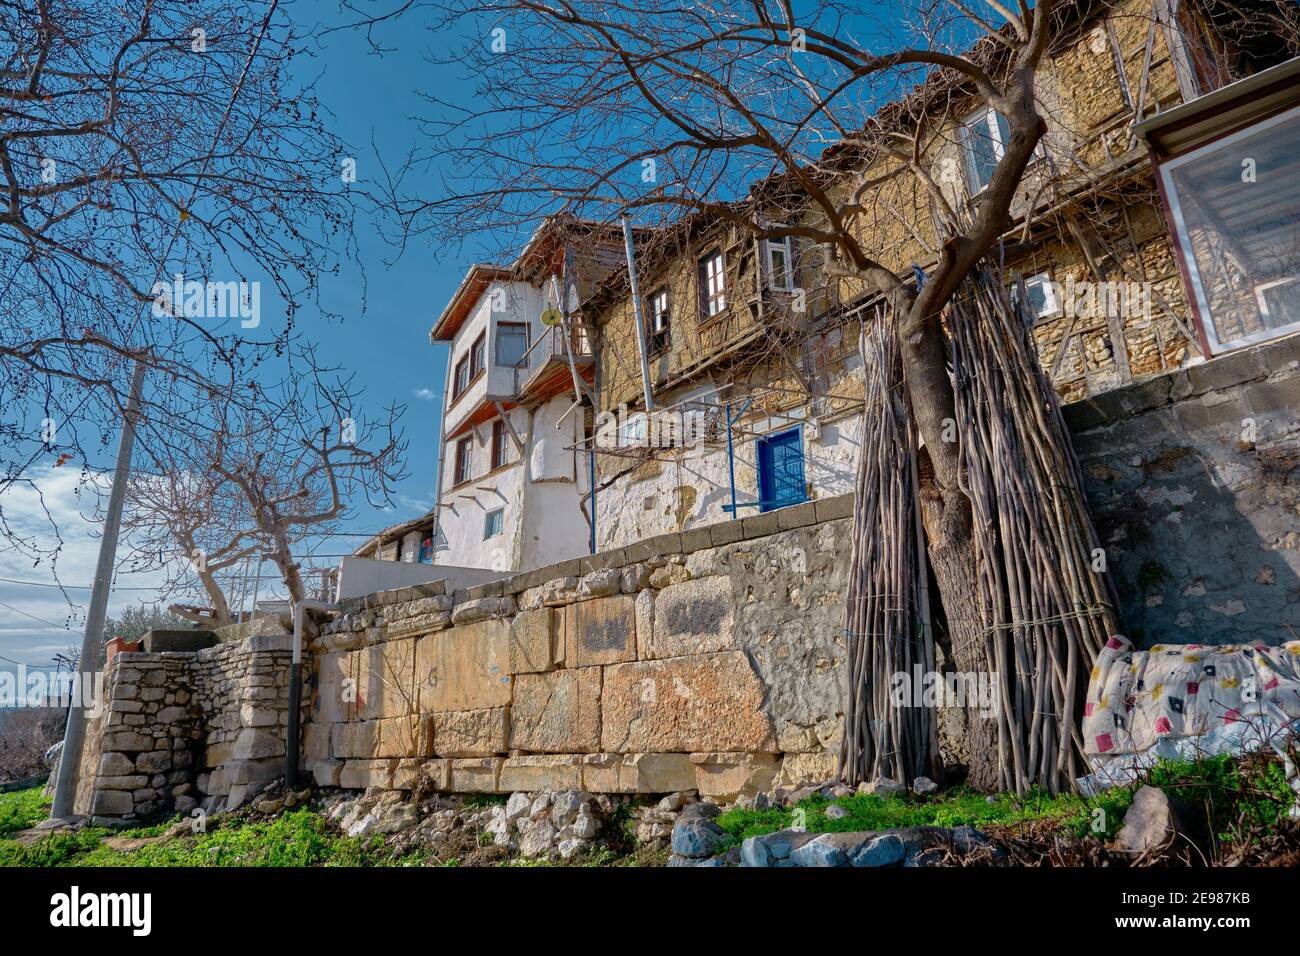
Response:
[[75, 634, 300, 819], [305, 495, 855, 800], [1065, 333, 1300, 647]]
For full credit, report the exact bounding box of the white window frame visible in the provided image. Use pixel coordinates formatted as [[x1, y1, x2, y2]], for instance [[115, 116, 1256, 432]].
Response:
[[763, 236, 796, 291], [620, 413, 647, 447], [1158, 102, 1300, 354], [483, 508, 504, 540], [454, 435, 473, 486], [573, 322, 592, 357], [647, 288, 670, 352], [961, 107, 1007, 195], [650, 289, 670, 333], [700, 250, 726, 318], [961, 107, 1045, 196], [1018, 272, 1061, 322]]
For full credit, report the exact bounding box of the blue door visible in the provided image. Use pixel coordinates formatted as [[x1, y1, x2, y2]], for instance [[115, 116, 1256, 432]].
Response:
[[757, 428, 806, 512]]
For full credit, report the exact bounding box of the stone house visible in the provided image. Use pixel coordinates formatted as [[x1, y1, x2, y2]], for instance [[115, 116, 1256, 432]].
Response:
[[67, 1, 1300, 820], [574, 1, 1300, 599]]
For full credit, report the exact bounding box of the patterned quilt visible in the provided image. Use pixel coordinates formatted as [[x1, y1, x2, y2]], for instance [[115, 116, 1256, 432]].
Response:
[[1078, 634, 1300, 793]]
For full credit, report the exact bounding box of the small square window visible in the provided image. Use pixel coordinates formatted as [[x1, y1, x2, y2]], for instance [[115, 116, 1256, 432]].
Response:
[[484, 508, 504, 539], [495, 322, 529, 368], [1014, 272, 1060, 323]]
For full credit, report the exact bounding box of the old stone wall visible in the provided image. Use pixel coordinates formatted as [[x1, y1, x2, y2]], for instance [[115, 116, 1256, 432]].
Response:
[[304, 495, 854, 801], [75, 634, 300, 820], [72, 333, 1300, 816], [1065, 334, 1300, 647]]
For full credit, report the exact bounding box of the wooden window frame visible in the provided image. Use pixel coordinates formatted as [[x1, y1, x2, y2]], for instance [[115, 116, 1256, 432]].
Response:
[[698, 249, 726, 319], [453, 435, 473, 487]]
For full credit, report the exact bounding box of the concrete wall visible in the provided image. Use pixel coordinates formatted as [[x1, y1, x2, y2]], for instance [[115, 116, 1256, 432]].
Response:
[[1065, 332, 1300, 647], [336, 556, 504, 600]]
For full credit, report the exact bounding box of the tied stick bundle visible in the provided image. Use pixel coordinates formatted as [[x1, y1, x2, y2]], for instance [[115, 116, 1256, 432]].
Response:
[[839, 309, 941, 787], [948, 268, 1120, 795]]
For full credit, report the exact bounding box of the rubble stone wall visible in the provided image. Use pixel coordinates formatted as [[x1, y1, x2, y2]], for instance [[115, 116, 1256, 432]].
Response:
[[75, 634, 300, 820]]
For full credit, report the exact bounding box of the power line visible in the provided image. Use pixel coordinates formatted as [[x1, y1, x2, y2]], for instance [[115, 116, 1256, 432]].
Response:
[[0, 576, 162, 591], [0, 598, 72, 631], [0, 652, 60, 669]]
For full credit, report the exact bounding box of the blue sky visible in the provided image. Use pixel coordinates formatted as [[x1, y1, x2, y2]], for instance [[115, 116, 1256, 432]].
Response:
[[0, 7, 475, 675]]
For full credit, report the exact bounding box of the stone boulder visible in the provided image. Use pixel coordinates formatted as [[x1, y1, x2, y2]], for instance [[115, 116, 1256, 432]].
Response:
[[742, 825, 993, 867], [671, 815, 729, 859], [1111, 786, 1199, 859]]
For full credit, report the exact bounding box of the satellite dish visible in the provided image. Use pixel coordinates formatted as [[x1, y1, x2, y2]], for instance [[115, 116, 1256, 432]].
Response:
[[540, 306, 564, 328]]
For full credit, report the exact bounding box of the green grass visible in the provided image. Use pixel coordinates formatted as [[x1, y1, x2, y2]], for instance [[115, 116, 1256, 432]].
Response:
[[715, 784, 1131, 848], [0, 786, 51, 838], [1137, 753, 1295, 844], [714, 753, 1298, 854], [2, 752, 1292, 866], [0, 801, 413, 868], [462, 793, 508, 809]]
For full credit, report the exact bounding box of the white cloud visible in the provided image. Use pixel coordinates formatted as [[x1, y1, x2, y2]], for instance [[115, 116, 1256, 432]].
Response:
[[0, 465, 172, 672], [411, 387, 436, 401]]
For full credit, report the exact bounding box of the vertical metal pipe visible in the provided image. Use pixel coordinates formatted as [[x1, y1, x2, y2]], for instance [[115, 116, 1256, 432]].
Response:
[[726, 401, 738, 519]]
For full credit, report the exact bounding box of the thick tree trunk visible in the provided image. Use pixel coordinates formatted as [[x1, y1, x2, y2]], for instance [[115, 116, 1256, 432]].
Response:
[[915, 479, 1004, 791], [196, 567, 233, 627], [894, 304, 1005, 789]]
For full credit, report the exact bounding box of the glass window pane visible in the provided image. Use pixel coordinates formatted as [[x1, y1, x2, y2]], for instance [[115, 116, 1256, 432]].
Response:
[[1164, 106, 1300, 351], [496, 323, 528, 367], [964, 109, 1006, 193]]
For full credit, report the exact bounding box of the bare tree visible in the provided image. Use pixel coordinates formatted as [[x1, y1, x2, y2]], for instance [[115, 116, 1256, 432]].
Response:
[[104, 343, 406, 627], [0, 0, 362, 577], [379, 0, 1131, 790], [116, 466, 267, 627], [203, 348, 407, 617]]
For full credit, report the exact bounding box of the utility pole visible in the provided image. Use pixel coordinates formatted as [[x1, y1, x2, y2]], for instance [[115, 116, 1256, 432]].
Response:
[[51, 358, 147, 820]]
